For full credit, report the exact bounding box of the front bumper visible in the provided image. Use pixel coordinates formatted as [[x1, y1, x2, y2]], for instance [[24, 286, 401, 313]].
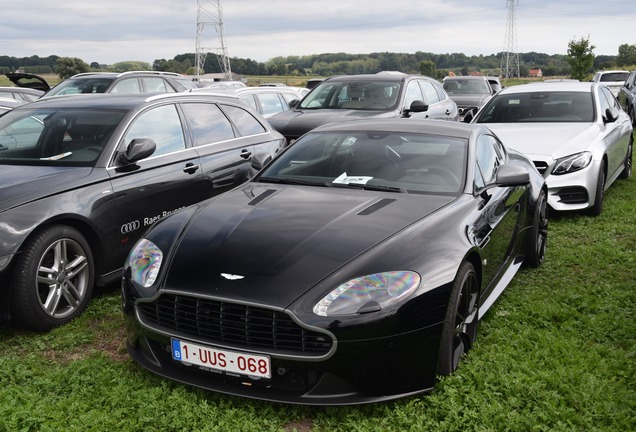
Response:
[[125, 324, 441, 405], [536, 159, 602, 212]]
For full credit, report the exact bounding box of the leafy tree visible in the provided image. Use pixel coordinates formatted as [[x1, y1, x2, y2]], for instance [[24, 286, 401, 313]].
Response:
[[54, 57, 89, 79], [420, 60, 436, 77], [617, 44, 636, 67], [567, 36, 595, 81]]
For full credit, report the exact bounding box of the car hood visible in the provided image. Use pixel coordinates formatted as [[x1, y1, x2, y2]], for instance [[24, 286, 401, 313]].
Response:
[[268, 108, 394, 138], [449, 94, 491, 107], [164, 184, 455, 307], [483, 123, 598, 160], [0, 165, 92, 213]]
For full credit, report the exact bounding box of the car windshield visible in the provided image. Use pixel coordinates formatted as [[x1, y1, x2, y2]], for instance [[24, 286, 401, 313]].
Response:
[[299, 81, 401, 110], [46, 78, 114, 96], [0, 107, 124, 166], [598, 72, 629, 82], [443, 79, 492, 95], [475, 91, 594, 123], [257, 131, 467, 195]]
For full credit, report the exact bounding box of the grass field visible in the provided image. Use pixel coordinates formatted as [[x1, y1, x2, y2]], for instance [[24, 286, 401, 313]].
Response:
[[0, 74, 634, 431], [1, 146, 634, 431]]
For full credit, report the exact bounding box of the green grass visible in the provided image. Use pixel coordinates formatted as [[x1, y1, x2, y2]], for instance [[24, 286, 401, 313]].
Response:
[[1, 173, 635, 431]]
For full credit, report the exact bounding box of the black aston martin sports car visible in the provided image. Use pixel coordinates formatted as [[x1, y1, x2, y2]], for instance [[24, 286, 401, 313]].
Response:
[[123, 119, 548, 405]]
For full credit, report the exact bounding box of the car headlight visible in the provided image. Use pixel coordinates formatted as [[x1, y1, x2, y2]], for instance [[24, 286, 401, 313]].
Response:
[[127, 239, 163, 287], [313, 271, 420, 316], [552, 152, 593, 175]]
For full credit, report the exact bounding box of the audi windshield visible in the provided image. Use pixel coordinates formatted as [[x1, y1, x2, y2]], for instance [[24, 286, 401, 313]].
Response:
[[0, 107, 124, 166]]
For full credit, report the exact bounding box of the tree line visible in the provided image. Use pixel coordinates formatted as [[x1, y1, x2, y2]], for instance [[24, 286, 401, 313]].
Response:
[[2, 42, 635, 80]]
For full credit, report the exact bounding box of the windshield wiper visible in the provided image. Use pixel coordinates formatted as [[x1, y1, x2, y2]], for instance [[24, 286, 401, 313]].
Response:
[[256, 176, 326, 187], [328, 182, 408, 193]]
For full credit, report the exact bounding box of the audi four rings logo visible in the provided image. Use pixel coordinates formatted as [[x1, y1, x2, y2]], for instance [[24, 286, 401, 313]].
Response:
[[121, 220, 140, 234]]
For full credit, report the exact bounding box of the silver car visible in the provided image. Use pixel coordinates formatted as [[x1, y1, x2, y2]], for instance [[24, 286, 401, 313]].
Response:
[[473, 82, 633, 215]]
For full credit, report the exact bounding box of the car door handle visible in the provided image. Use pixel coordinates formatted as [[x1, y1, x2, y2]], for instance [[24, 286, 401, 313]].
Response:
[[183, 162, 199, 174], [240, 149, 252, 159]]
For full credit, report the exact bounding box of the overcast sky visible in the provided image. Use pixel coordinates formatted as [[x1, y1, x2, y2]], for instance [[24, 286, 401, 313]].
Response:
[[1, 0, 634, 65]]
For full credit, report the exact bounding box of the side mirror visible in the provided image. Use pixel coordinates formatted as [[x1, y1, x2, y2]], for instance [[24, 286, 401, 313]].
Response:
[[403, 100, 429, 117], [603, 107, 620, 124], [118, 138, 156, 165], [251, 152, 272, 171], [496, 163, 530, 186], [288, 99, 299, 109]]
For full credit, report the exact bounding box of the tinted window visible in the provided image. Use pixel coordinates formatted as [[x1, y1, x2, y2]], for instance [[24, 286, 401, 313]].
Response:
[[181, 103, 235, 146], [477, 91, 594, 123], [124, 104, 185, 156], [221, 104, 267, 136], [238, 94, 258, 111]]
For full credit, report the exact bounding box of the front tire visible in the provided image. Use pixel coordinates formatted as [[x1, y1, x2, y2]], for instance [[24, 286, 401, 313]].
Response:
[[10, 225, 94, 331], [525, 189, 548, 268], [437, 262, 479, 376], [586, 164, 606, 216]]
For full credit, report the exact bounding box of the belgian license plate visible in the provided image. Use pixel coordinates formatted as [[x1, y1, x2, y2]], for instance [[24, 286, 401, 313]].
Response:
[[171, 338, 271, 379]]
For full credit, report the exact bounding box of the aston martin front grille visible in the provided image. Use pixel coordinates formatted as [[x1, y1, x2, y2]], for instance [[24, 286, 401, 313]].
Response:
[[137, 294, 333, 356]]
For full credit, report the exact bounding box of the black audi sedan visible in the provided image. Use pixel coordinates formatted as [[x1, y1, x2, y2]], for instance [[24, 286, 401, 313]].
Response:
[[123, 119, 547, 405], [0, 93, 285, 331]]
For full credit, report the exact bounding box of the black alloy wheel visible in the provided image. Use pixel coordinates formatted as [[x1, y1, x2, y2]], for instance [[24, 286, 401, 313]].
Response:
[[525, 189, 548, 268], [437, 262, 479, 376], [10, 225, 94, 331]]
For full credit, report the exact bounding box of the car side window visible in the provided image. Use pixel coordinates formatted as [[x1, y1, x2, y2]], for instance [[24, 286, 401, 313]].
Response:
[[220, 104, 267, 136], [419, 81, 441, 105], [600, 86, 619, 109], [598, 87, 612, 115], [404, 81, 424, 108], [142, 77, 172, 93], [474, 134, 502, 189], [238, 94, 258, 111], [110, 78, 141, 94], [181, 103, 235, 146], [256, 93, 285, 116], [123, 104, 186, 156]]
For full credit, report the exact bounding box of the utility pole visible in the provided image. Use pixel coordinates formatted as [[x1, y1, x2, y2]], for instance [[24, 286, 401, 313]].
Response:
[[195, 0, 231, 81], [500, 0, 520, 78]]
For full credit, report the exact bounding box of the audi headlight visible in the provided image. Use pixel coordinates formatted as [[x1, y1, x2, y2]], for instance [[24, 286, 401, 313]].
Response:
[[313, 271, 420, 316], [552, 152, 592, 175], [127, 239, 163, 287]]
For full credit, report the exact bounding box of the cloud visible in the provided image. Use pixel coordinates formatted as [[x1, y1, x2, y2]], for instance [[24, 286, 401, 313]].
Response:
[[0, 0, 633, 65]]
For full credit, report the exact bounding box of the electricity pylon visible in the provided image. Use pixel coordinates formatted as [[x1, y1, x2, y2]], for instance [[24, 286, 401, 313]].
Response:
[[195, 0, 231, 80], [500, 0, 520, 78]]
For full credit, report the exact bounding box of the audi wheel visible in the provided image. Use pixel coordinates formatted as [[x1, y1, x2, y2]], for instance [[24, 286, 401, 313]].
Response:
[[10, 224, 94, 331]]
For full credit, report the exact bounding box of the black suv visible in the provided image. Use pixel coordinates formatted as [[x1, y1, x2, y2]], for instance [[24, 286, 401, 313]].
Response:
[[268, 72, 458, 143], [0, 92, 284, 331], [43, 71, 199, 97], [618, 69, 636, 126]]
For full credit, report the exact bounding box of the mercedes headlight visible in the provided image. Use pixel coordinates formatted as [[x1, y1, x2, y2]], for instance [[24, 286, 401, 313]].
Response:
[[127, 239, 163, 287], [313, 271, 420, 316], [552, 152, 592, 175]]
